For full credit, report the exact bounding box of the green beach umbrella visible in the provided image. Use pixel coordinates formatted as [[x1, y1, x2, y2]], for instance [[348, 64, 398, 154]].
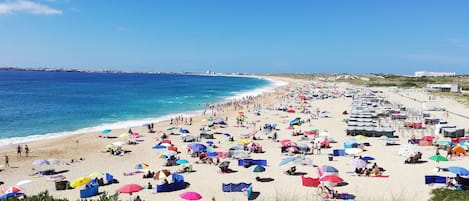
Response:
[[429, 155, 448, 163], [248, 165, 265, 173]]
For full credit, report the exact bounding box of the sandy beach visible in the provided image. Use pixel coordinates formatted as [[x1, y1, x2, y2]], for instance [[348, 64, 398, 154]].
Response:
[[1, 76, 468, 201]]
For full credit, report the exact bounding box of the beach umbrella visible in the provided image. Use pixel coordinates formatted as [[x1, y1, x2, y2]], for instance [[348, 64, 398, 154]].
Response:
[[160, 143, 172, 147], [348, 158, 367, 169], [180, 191, 202, 200], [436, 140, 452, 146], [176, 159, 189, 165], [280, 139, 292, 146], [238, 138, 252, 144], [32, 159, 49, 166], [161, 139, 172, 144], [304, 131, 315, 136], [279, 157, 297, 166], [89, 172, 104, 178], [134, 163, 149, 170], [154, 170, 171, 180], [182, 135, 196, 142], [355, 135, 366, 141], [429, 155, 448, 163], [248, 165, 266, 173], [160, 150, 178, 157], [224, 133, 231, 137], [189, 143, 207, 152], [230, 145, 243, 150], [47, 158, 61, 166], [360, 156, 375, 161], [102, 129, 112, 134], [320, 175, 343, 183], [207, 152, 218, 158], [345, 148, 363, 155], [152, 145, 166, 149], [1, 186, 21, 194], [421, 136, 434, 141], [206, 141, 214, 145], [286, 146, 299, 152], [0, 192, 23, 200], [15, 180, 32, 187], [119, 133, 131, 138], [322, 165, 339, 173], [70, 177, 92, 188], [118, 184, 143, 195], [397, 143, 420, 158], [448, 166, 469, 176]]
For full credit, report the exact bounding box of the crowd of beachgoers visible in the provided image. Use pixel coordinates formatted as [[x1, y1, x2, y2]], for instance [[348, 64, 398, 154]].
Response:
[[0, 77, 468, 201]]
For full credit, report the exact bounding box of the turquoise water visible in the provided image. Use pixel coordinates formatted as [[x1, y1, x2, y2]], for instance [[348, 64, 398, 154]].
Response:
[[0, 71, 278, 146]]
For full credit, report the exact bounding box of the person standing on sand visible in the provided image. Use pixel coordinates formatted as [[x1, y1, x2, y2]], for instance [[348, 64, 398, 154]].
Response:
[[4, 155, 9, 168], [25, 144, 29, 157], [17, 144, 21, 157]]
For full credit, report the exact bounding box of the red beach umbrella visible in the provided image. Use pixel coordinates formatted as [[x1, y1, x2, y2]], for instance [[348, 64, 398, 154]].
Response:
[[320, 175, 343, 183], [118, 184, 143, 195], [180, 191, 202, 200]]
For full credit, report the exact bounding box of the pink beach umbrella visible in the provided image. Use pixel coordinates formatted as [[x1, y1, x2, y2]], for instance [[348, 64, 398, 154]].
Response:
[[180, 191, 202, 200], [118, 184, 143, 195], [280, 139, 291, 146]]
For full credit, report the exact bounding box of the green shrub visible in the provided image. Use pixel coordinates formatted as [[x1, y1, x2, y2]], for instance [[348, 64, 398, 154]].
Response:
[[429, 188, 469, 201]]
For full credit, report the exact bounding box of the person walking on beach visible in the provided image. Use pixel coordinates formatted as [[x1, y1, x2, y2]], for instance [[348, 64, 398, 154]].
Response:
[[4, 155, 9, 168], [17, 144, 22, 157], [24, 144, 29, 157]]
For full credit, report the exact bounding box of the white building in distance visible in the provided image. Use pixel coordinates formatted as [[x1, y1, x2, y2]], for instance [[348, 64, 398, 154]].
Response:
[[415, 71, 456, 77]]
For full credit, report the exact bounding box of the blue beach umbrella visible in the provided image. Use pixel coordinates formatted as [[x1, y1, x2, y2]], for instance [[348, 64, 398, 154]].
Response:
[[322, 165, 339, 173], [279, 157, 296, 166], [206, 141, 214, 145], [224, 133, 231, 137], [207, 152, 218, 158], [176, 159, 189, 165], [152, 145, 167, 149], [361, 156, 375, 161], [448, 166, 469, 176], [190, 143, 207, 152], [230, 145, 243, 150], [102, 129, 112, 134]]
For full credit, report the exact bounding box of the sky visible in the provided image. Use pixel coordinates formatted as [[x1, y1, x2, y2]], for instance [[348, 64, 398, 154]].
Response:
[[1, 0, 469, 74]]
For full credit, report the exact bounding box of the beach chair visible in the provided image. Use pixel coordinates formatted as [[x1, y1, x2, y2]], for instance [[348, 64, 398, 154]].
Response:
[[80, 185, 99, 198]]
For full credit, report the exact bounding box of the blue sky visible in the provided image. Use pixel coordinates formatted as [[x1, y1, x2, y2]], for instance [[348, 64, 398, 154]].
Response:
[[1, 0, 469, 74]]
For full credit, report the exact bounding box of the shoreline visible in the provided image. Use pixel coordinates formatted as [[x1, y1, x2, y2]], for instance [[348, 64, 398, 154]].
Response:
[[0, 75, 287, 150]]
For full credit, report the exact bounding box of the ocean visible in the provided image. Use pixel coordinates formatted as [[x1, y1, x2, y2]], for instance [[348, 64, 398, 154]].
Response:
[[0, 70, 283, 147]]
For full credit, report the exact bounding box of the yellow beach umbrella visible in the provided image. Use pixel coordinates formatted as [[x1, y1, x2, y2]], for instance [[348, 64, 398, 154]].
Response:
[[238, 138, 252, 144], [70, 176, 92, 188], [355, 135, 366, 141], [119, 133, 131, 138]]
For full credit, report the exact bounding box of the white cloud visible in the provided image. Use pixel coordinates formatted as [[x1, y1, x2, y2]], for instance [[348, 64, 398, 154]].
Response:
[[0, 0, 62, 15]]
